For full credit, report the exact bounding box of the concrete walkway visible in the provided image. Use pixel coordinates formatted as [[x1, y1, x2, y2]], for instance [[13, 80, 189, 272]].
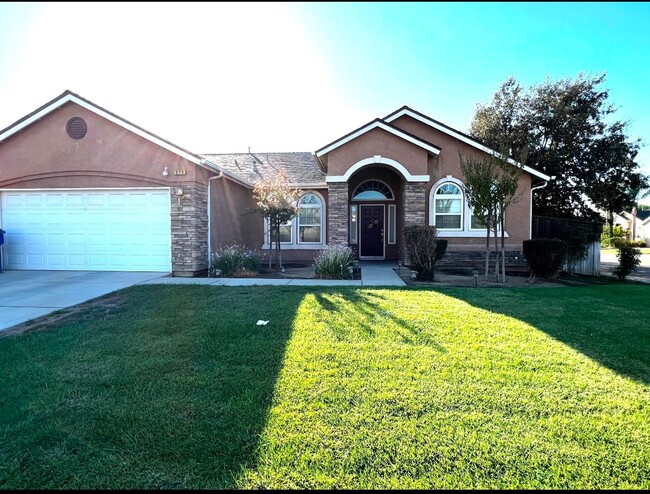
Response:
[[142, 262, 406, 287]]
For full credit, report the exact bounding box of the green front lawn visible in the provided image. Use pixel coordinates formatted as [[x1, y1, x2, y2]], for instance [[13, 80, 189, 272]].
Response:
[[1, 285, 649, 489]]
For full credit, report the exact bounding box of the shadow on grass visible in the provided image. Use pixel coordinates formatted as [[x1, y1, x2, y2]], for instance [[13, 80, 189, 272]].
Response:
[[420, 284, 650, 386], [312, 289, 447, 352], [0, 284, 303, 489]]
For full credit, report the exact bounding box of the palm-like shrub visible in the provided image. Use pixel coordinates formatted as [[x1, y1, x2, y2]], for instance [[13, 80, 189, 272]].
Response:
[[314, 245, 355, 279], [209, 244, 261, 277]]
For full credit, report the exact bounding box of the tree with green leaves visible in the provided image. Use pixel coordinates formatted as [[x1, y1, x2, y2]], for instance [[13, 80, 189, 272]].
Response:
[[470, 73, 647, 221], [585, 121, 649, 235], [460, 150, 522, 282], [252, 169, 302, 270]]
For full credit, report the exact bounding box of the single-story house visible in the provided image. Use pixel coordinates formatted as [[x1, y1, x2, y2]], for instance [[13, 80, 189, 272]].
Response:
[[613, 209, 650, 245], [0, 90, 550, 276]]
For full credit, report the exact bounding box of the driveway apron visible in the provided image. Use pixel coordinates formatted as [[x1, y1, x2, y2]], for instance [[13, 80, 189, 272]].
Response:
[[0, 270, 167, 332]]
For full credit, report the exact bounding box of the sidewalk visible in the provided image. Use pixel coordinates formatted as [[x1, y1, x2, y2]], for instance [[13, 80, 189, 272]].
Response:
[[140, 262, 406, 287]]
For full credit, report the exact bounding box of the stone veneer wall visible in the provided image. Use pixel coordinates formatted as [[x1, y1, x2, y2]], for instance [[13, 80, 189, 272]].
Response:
[[170, 183, 209, 276], [328, 183, 349, 245], [436, 250, 528, 271], [401, 182, 427, 263], [403, 182, 427, 227]]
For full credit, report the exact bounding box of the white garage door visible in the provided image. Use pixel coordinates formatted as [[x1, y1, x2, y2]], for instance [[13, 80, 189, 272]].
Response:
[[1, 189, 172, 272]]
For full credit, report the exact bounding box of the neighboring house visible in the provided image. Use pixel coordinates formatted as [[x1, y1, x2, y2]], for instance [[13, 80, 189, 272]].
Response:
[[0, 90, 550, 276], [613, 210, 650, 245]]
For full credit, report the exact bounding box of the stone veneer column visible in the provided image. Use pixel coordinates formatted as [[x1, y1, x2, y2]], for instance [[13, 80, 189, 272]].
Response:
[[327, 182, 349, 245], [170, 182, 209, 276], [403, 182, 427, 227], [402, 181, 427, 265]]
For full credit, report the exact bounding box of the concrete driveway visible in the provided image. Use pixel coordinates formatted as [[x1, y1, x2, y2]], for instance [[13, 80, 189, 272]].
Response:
[[0, 270, 168, 332]]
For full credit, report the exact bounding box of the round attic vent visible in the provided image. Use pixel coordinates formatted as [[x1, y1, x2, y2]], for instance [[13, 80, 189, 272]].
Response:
[[66, 117, 87, 139]]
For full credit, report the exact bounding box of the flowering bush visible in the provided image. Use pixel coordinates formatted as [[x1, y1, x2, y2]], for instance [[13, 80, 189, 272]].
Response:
[[209, 244, 261, 277], [314, 245, 355, 279]]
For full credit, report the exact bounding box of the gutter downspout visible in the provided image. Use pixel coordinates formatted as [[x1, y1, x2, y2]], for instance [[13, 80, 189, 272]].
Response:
[[207, 170, 224, 266], [529, 178, 551, 238]]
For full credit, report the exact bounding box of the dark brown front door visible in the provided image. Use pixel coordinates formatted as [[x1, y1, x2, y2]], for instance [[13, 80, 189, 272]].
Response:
[[360, 205, 384, 258]]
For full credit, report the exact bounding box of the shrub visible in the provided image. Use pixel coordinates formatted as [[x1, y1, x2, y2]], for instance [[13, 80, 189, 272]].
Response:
[[209, 243, 261, 277], [601, 224, 627, 248], [314, 245, 355, 279], [403, 225, 443, 281], [522, 238, 566, 279], [613, 246, 641, 281], [435, 239, 448, 262]]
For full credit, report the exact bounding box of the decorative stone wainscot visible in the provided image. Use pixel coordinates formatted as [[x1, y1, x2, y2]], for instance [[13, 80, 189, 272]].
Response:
[[171, 183, 209, 276]]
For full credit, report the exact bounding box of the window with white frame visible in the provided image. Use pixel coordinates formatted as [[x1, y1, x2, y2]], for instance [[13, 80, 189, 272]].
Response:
[[387, 204, 396, 244], [352, 180, 394, 200], [433, 182, 463, 230], [297, 193, 323, 243], [264, 191, 325, 247], [429, 177, 505, 236], [269, 219, 292, 244], [350, 204, 358, 244]]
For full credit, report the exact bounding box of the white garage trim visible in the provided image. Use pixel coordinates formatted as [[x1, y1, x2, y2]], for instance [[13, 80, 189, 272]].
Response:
[[0, 188, 172, 272]]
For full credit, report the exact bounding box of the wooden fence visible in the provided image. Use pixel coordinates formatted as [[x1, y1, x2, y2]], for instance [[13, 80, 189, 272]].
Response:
[[531, 216, 603, 276]]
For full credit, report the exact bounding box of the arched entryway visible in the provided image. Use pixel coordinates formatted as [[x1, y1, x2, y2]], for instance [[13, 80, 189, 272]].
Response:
[[347, 166, 403, 260]]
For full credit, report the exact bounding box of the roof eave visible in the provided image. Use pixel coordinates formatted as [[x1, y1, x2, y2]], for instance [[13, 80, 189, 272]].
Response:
[[385, 106, 551, 181]]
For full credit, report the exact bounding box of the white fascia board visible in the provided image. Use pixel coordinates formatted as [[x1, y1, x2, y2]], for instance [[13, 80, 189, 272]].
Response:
[[288, 182, 328, 189], [325, 175, 429, 183], [0, 93, 202, 166], [316, 120, 440, 157], [385, 108, 551, 181]]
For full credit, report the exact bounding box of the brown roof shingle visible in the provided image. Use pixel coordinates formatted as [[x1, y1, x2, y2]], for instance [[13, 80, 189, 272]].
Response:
[[200, 152, 326, 186]]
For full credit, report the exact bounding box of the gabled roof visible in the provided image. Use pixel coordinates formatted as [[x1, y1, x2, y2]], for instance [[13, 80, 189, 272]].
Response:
[[0, 90, 206, 168], [384, 105, 551, 181], [637, 210, 650, 222], [315, 118, 442, 158], [201, 152, 326, 188]]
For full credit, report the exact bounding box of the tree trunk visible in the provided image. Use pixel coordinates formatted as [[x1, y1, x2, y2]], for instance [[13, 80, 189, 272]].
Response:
[[608, 210, 614, 237], [493, 224, 499, 282], [500, 218, 506, 283], [484, 222, 491, 281]]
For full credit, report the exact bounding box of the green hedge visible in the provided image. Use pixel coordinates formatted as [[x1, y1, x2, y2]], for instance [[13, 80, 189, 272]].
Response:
[[523, 238, 566, 278]]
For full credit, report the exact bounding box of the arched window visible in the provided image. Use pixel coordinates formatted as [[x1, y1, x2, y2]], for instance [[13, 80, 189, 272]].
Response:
[[352, 180, 394, 200], [297, 193, 323, 244], [433, 182, 463, 230]]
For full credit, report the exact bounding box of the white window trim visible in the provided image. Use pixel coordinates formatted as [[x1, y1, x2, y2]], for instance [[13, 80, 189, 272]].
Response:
[[261, 190, 327, 249], [388, 204, 396, 244], [351, 179, 395, 201], [429, 176, 509, 238], [431, 177, 464, 232], [264, 218, 294, 246], [297, 193, 324, 245], [350, 204, 358, 245]]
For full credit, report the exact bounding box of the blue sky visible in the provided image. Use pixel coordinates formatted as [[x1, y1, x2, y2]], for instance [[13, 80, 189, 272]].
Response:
[[1, 2, 649, 188]]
